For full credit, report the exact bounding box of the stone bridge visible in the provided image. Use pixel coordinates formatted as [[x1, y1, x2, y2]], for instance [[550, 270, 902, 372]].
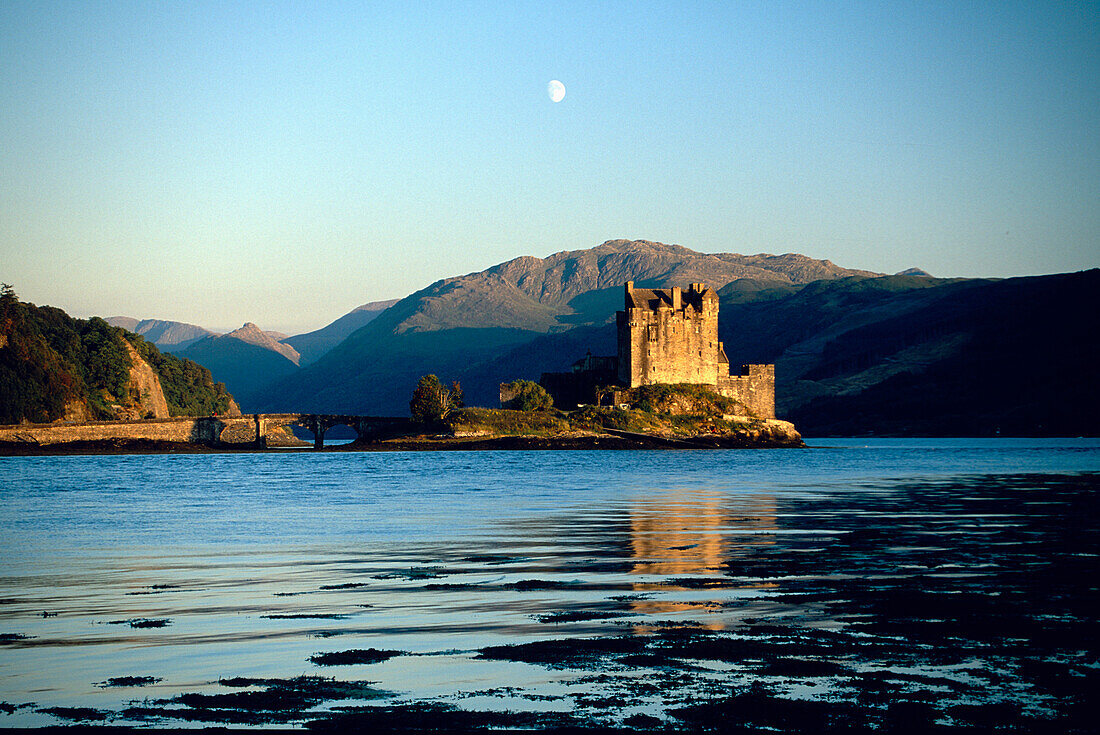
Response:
[[252, 414, 409, 448], [0, 414, 411, 450]]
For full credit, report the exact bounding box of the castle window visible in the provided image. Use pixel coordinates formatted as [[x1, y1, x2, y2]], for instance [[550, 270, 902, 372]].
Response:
[[647, 325, 658, 342]]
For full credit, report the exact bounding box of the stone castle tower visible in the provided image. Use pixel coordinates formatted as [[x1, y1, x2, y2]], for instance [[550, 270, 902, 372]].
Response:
[[616, 281, 775, 418], [617, 281, 724, 387]]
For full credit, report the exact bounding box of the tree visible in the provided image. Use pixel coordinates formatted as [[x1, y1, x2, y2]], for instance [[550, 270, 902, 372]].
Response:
[[409, 374, 463, 423], [502, 380, 553, 412], [449, 380, 464, 410]]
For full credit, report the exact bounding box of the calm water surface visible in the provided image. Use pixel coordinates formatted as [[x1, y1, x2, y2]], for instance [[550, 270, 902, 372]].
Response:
[[0, 439, 1097, 730]]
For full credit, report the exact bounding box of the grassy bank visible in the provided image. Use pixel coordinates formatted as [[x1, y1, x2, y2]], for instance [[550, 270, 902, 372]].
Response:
[[440, 405, 802, 447]]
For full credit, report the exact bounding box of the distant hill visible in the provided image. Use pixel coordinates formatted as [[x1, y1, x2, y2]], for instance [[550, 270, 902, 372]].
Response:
[[252, 240, 879, 414], [105, 316, 215, 352], [284, 299, 399, 365], [178, 324, 300, 410], [1, 289, 233, 423]]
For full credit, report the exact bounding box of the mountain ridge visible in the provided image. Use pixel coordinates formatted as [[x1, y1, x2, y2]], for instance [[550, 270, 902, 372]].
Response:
[[105, 317, 215, 352], [250, 240, 885, 414], [224, 323, 301, 366]]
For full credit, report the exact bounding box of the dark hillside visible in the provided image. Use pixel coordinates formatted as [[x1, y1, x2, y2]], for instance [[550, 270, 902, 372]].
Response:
[[284, 299, 398, 365], [253, 325, 539, 414], [717, 275, 975, 366], [179, 336, 298, 411], [453, 323, 618, 408], [785, 270, 1100, 435]]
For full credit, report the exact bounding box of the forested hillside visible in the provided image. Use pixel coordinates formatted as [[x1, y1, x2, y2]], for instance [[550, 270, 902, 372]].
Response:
[[0, 287, 233, 424]]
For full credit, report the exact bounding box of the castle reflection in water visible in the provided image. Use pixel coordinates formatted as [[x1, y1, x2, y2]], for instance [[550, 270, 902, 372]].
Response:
[[628, 490, 777, 629]]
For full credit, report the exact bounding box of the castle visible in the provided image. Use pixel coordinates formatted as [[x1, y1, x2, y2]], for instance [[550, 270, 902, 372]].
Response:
[[538, 282, 775, 418]]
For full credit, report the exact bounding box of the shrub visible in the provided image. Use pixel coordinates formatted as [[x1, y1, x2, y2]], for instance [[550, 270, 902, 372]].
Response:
[[501, 380, 553, 412]]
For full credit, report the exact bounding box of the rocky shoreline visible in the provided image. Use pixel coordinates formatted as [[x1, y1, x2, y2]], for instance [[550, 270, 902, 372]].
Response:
[[0, 423, 804, 456]]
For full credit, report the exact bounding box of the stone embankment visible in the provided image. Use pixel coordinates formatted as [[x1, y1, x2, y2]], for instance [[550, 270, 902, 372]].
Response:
[[0, 416, 228, 447]]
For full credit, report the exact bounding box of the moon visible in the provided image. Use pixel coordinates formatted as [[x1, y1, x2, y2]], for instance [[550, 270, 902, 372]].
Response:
[[548, 80, 565, 103]]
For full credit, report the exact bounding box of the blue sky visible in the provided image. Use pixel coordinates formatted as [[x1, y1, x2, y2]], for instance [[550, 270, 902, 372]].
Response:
[[2, 1, 1097, 333]]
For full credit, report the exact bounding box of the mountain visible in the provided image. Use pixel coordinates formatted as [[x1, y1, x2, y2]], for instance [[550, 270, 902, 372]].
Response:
[[1, 289, 233, 424], [252, 240, 880, 414], [284, 299, 399, 365], [222, 323, 300, 366], [105, 317, 215, 352], [377, 239, 877, 334], [177, 323, 301, 409]]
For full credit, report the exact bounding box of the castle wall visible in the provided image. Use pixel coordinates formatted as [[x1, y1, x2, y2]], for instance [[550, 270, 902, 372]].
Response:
[[717, 364, 775, 419], [618, 286, 723, 387]]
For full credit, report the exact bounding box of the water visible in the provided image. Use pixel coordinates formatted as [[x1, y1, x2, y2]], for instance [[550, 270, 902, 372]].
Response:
[[0, 439, 1097, 730]]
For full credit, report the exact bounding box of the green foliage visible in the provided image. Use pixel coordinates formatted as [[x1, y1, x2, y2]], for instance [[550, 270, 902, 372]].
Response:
[[0, 289, 73, 422], [569, 405, 661, 433], [446, 407, 570, 436], [81, 317, 131, 408], [409, 374, 463, 423], [628, 383, 744, 417], [0, 289, 232, 424], [501, 380, 554, 412]]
